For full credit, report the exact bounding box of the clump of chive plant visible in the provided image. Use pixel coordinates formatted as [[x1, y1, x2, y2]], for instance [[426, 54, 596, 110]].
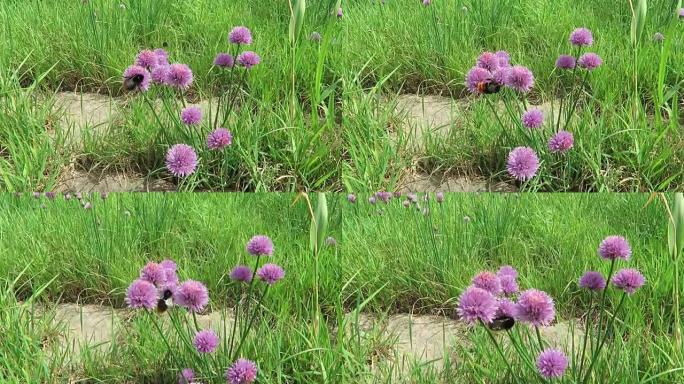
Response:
[[121, 26, 261, 190], [456, 234, 644, 382], [124, 235, 284, 383], [465, 28, 603, 189]]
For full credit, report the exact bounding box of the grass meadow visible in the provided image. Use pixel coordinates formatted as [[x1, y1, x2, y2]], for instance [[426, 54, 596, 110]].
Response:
[[0, 192, 682, 382]]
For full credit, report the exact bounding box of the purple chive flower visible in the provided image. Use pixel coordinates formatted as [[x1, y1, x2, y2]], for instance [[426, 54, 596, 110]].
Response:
[[653, 33, 664, 43], [237, 51, 260, 69], [521, 109, 544, 129], [500, 275, 519, 296], [246, 235, 274, 257], [497, 298, 516, 317], [407, 193, 418, 203], [154, 48, 169, 65], [180, 107, 202, 126], [214, 53, 235, 68], [135, 50, 159, 69], [465, 67, 492, 95], [125, 279, 158, 309], [422, 0, 431, 6], [44, 192, 56, 200], [579, 271, 606, 292], [477, 52, 501, 71], [207, 128, 232, 150], [225, 358, 258, 384], [310, 32, 322, 42], [178, 368, 194, 384], [151, 65, 170, 84], [160, 259, 177, 272], [537, 349, 569, 378], [435, 192, 444, 203], [578, 52, 602, 70], [83, 202, 92, 210], [457, 286, 499, 325], [612, 268, 645, 294], [140, 262, 166, 286], [569, 28, 593, 47], [193, 329, 219, 353], [256, 263, 285, 285], [347, 194, 356, 203], [375, 191, 392, 203], [495, 50, 511, 67], [598, 236, 631, 261], [504, 65, 534, 93], [548, 130, 574, 153], [555, 54, 577, 69], [492, 67, 510, 85], [123, 65, 151, 92], [497, 265, 518, 279], [165, 144, 198, 177], [369, 196, 377, 204], [229, 26, 253, 45], [230, 265, 253, 283], [515, 289, 555, 326], [175, 280, 209, 312], [507, 147, 540, 181], [472, 271, 502, 295], [679, 8, 684, 18], [337, 7, 343, 17], [32, 192, 41, 199], [165, 63, 194, 89], [402, 200, 410, 208]]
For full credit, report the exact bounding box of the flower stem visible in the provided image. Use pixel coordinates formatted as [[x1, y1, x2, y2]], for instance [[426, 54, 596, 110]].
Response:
[[581, 293, 627, 384], [482, 321, 517, 381]]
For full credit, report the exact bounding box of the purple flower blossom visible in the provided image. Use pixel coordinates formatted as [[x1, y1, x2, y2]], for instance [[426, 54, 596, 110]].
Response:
[[521, 109, 544, 129], [175, 280, 209, 312], [598, 235, 631, 261], [230, 265, 253, 283], [125, 279, 158, 309], [225, 358, 258, 384], [422, 0, 431, 5], [497, 298, 516, 318], [492, 67, 509, 86], [193, 329, 219, 353], [504, 65, 534, 93], [500, 275, 519, 296], [237, 51, 260, 69], [435, 192, 444, 203], [347, 194, 356, 203], [123, 65, 151, 92], [497, 265, 518, 279], [506, 146, 540, 181], [337, 7, 343, 17], [402, 200, 410, 208], [476, 52, 501, 71], [679, 8, 684, 18], [165, 144, 198, 177], [465, 67, 492, 95], [180, 107, 202, 126], [537, 349, 569, 378], [472, 271, 502, 295], [310, 32, 322, 42], [569, 28, 593, 47], [578, 53, 602, 70], [160, 259, 178, 272], [369, 196, 377, 204], [653, 33, 664, 43], [579, 271, 606, 292], [457, 286, 499, 325], [154, 48, 169, 66], [214, 53, 235, 68], [207, 128, 233, 150], [178, 368, 194, 384], [495, 50, 510, 67], [407, 193, 418, 203], [548, 131, 574, 153], [375, 191, 392, 203], [151, 65, 169, 84], [246, 235, 274, 257], [165, 63, 194, 90], [140, 262, 166, 286], [83, 202, 92, 210], [555, 55, 577, 69], [611, 268, 645, 294], [515, 289, 555, 326], [257, 263, 285, 285], [229, 26, 253, 45], [135, 50, 159, 69]]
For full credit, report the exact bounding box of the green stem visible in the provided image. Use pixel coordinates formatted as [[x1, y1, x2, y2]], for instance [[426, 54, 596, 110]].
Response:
[[582, 293, 627, 384], [232, 286, 269, 360], [577, 294, 594, 378], [482, 321, 517, 381], [593, 259, 616, 356]]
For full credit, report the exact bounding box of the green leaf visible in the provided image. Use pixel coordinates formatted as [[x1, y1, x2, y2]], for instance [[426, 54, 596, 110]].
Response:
[[669, 193, 684, 256], [309, 192, 329, 254], [289, 0, 306, 45]]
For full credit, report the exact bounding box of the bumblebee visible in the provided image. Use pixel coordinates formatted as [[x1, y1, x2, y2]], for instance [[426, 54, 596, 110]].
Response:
[[476, 81, 502, 95], [123, 74, 145, 92], [488, 315, 515, 331], [156, 288, 174, 313]]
